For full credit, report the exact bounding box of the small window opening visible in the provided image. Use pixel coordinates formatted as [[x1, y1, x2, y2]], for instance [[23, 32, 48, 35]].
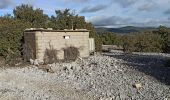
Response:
[[63, 36, 70, 39]]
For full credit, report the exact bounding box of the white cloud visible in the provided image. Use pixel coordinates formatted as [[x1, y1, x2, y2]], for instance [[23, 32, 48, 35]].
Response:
[[113, 0, 137, 8], [80, 4, 108, 13], [62, 0, 89, 3], [0, 0, 12, 9], [138, 2, 155, 12], [87, 16, 133, 27], [87, 15, 170, 27]]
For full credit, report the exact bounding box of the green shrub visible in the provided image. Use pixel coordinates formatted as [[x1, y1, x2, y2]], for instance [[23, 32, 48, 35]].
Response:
[[153, 26, 170, 53], [134, 33, 162, 52], [121, 35, 136, 53], [121, 32, 162, 53], [0, 17, 31, 64], [95, 36, 102, 52]]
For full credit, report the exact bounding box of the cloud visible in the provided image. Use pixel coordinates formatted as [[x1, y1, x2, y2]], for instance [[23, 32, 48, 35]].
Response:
[[113, 0, 136, 8], [69, 0, 88, 1], [138, 2, 156, 12], [63, 0, 89, 3], [143, 19, 170, 27], [80, 4, 108, 13], [88, 16, 132, 27], [87, 15, 170, 27], [24, 0, 36, 5], [0, 0, 37, 9], [164, 8, 170, 14], [0, 0, 12, 9]]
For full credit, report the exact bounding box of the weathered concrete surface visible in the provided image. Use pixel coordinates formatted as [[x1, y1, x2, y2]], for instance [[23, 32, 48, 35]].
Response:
[[24, 30, 90, 60]]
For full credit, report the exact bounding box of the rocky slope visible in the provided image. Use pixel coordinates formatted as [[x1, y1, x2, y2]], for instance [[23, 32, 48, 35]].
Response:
[[0, 53, 170, 100]]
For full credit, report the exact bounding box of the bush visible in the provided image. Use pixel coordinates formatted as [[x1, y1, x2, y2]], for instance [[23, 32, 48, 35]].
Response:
[[165, 59, 170, 67], [153, 26, 170, 53], [43, 45, 58, 64], [121, 32, 162, 53], [134, 33, 162, 52], [63, 46, 80, 62], [0, 57, 5, 67], [121, 35, 136, 53], [162, 34, 170, 53], [22, 43, 35, 62], [95, 37, 102, 52], [0, 17, 31, 64]]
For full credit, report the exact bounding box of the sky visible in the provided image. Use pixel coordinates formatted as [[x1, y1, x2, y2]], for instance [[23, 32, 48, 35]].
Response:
[[0, 0, 170, 28]]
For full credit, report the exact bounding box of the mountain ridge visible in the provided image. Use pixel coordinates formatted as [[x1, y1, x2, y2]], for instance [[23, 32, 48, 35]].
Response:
[[95, 26, 158, 33]]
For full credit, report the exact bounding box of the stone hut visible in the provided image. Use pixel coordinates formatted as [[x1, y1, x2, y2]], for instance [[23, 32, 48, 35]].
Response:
[[24, 28, 94, 61]]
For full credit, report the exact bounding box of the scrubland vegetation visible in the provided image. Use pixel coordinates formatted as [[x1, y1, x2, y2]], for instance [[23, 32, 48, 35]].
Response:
[[99, 26, 170, 54], [0, 4, 101, 64], [98, 26, 170, 66], [0, 4, 170, 67]]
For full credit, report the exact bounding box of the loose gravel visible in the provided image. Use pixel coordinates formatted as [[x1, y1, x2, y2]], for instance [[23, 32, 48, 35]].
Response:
[[0, 53, 170, 100]]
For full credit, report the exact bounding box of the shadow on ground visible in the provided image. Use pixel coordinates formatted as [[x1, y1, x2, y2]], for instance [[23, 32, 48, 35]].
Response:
[[104, 53, 170, 85]]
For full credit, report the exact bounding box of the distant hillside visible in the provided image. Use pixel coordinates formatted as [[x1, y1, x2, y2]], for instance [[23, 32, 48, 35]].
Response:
[[95, 26, 158, 34]]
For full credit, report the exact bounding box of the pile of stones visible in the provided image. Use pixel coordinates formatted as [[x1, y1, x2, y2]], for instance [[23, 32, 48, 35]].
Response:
[[49, 54, 170, 100]]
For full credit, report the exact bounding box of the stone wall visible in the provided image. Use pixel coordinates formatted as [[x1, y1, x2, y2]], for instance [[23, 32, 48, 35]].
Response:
[[25, 30, 90, 60]]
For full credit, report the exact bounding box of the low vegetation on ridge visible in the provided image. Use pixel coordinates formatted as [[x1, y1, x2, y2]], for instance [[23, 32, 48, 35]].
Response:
[[98, 26, 170, 54]]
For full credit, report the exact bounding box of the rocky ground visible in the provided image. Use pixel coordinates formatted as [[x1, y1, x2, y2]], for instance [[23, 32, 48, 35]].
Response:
[[0, 52, 170, 100]]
